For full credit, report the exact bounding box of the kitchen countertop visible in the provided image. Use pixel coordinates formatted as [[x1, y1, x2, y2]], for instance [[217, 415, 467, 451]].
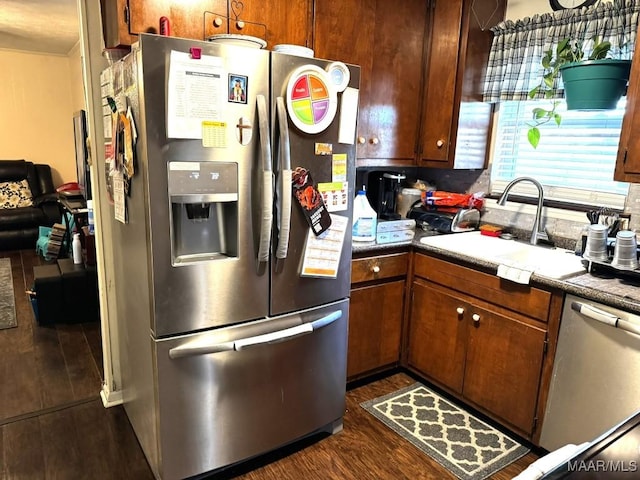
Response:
[[352, 229, 640, 316]]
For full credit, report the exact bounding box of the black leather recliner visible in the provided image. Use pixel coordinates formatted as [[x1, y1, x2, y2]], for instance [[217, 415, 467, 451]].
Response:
[[0, 160, 61, 251]]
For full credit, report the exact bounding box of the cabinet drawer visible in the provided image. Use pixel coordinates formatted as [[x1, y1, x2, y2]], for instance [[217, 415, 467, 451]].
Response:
[[351, 253, 409, 284], [413, 253, 552, 322]]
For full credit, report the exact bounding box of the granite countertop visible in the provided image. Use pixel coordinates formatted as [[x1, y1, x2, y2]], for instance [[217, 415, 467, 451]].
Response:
[[352, 229, 640, 316]]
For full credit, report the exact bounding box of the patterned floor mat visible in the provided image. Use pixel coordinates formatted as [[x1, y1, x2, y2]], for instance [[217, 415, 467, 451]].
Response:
[[361, 382, 529, 480]]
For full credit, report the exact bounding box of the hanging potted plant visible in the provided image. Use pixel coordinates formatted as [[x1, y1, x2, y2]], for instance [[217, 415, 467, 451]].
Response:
[[527, 36, 631, 148]]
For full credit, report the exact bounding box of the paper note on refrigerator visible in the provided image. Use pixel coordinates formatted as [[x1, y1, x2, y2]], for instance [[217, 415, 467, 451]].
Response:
[[113, 170, 127, 224], [318, 182, 348, 212], [167, 51, 224, 139], [300, 214, 347, 278]]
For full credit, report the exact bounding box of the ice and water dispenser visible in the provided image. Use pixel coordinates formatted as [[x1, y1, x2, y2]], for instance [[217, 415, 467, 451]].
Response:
[[168, 161, 239, 264]]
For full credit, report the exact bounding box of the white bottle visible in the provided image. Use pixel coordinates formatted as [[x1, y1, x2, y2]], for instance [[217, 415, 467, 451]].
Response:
[[352, 189, 377, 242], [72, 233, 83, 265], [87, 199, 95, 234]]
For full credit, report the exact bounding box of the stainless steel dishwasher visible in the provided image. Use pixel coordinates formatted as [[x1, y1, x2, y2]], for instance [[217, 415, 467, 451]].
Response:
[[540, 294, 640, 451]]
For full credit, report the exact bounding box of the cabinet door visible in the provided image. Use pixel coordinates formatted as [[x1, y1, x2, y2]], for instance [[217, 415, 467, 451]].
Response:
[[314, 0, 427, 162], [419, 0, 505, 168], [228, 0, 312, 48], [463, 305, 546, 435], [128, 0, 227, 41], [407, 280, 466, 394], [101, 0, 135, 48], [419, 0, 463, 164], [348, 280, 404, 379], [615, 24, 640, 181]]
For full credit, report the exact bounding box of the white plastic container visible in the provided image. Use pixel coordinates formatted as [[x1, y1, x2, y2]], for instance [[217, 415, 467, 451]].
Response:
[[352, 190, 377, 242], [72, 233, 83, 264]]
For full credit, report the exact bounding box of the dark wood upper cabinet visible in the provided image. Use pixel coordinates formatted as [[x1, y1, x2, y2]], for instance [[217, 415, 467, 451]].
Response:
[[314, 0, 428, 166], [615, 23, 640, 181], [204, 1, 313, 48], [419, 0, 506, 169], [101, 0, 312, 49]]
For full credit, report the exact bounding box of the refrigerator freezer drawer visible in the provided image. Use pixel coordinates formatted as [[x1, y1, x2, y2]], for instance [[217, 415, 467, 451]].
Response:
[[153, 299, 349, 480]]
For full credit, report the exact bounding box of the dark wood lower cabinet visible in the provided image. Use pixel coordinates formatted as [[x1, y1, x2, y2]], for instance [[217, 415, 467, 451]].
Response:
[[408, 254, 557, 439], [408, 281, 466, 393], [348, 280, 404, 379], [462, 301, 546, 434]]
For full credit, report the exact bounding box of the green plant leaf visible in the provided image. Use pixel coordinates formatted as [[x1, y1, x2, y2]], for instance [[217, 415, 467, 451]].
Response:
[[532, 108, 547, 120], [590, 40, 611, 60], [557, 38, 570, 55], [553, 113, 562, 126], [528, 85, 540, 99], [543, 73, 554, 89], [528, 127, 541, 149]]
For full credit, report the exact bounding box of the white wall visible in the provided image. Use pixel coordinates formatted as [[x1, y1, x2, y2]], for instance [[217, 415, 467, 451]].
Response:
[[0, 47, 85, 187], [506, 0, 552, 20]]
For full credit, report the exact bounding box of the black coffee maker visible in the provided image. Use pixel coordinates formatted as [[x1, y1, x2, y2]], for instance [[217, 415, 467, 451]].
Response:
[[365, 171, 406, 220]]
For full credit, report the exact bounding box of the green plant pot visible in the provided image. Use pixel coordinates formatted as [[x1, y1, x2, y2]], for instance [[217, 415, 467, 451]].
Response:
[[560, 59, 631, 110]]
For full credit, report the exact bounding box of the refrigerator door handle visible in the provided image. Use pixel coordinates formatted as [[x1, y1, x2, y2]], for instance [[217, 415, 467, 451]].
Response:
[[168, 341, 235, 359], [235, 310, 342, 350], [256, 94, 273, 269], [168, 311, 342, 358], [275, 97, 292, 266], [309, 310, 342, 329]]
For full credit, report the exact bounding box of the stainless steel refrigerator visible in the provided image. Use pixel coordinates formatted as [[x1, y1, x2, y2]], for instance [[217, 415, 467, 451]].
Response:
[[103, 34, 359, 479]]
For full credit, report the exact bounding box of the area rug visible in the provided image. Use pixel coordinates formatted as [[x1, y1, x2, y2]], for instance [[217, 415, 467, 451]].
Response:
[[0, 258, 17, 329], [361, 383, 529, 480]]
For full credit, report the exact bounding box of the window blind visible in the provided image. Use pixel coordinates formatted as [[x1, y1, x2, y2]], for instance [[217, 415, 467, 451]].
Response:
[[491, 99, 629, 209]]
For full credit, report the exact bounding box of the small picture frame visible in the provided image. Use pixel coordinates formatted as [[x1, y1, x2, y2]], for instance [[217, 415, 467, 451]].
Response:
[[228, 74, 248, 104]]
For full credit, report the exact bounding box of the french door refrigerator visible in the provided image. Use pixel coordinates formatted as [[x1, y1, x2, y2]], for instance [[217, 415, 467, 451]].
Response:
[[103, 34, 360, 480]]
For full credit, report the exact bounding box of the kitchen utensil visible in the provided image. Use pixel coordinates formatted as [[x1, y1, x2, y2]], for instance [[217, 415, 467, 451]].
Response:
[[583, 224, 609, 261], [586, 210, 599, 224], [611, 230, 639, 270]]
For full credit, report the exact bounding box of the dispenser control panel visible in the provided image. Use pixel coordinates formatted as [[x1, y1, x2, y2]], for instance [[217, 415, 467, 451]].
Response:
[[168, 161, 238, 196]]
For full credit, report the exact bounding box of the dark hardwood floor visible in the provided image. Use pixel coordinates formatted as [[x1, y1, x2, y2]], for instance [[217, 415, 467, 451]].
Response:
[[0, 249, 103, 423], [0, 250, 539, 479], [1, 372, 538, 479]]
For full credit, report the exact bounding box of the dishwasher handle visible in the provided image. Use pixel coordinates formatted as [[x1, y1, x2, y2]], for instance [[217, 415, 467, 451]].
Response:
[[571, 301, 640, 337]]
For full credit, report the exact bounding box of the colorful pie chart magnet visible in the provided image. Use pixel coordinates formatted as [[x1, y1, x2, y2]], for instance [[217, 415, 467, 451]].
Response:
[[286, 65, 338, 135]]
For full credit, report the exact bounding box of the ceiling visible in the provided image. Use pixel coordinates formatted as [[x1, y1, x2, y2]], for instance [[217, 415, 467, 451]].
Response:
[[0, 0, 80, 55]]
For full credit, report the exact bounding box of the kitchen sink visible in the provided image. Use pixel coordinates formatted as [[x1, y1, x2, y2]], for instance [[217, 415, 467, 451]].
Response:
[[419, 231, 585, 280]]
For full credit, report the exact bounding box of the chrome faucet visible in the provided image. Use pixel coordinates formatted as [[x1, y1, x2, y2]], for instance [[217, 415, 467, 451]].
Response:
[[497, 177, 550, 245]]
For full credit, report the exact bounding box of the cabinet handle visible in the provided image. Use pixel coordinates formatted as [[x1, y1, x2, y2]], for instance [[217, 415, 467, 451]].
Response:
[[436, 140, 444, 148], [213, 17, 223, 27], [236, 20, 245, 29], [357, 136, 366, 145], [472, 313, 480, 324], [371, 265, 380, 273], [456, 307, 464, 315], [370, 137, 380, 145]]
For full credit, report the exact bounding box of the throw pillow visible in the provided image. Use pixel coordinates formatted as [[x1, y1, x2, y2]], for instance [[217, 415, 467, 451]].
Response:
[[0, 179, 33, 208]]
